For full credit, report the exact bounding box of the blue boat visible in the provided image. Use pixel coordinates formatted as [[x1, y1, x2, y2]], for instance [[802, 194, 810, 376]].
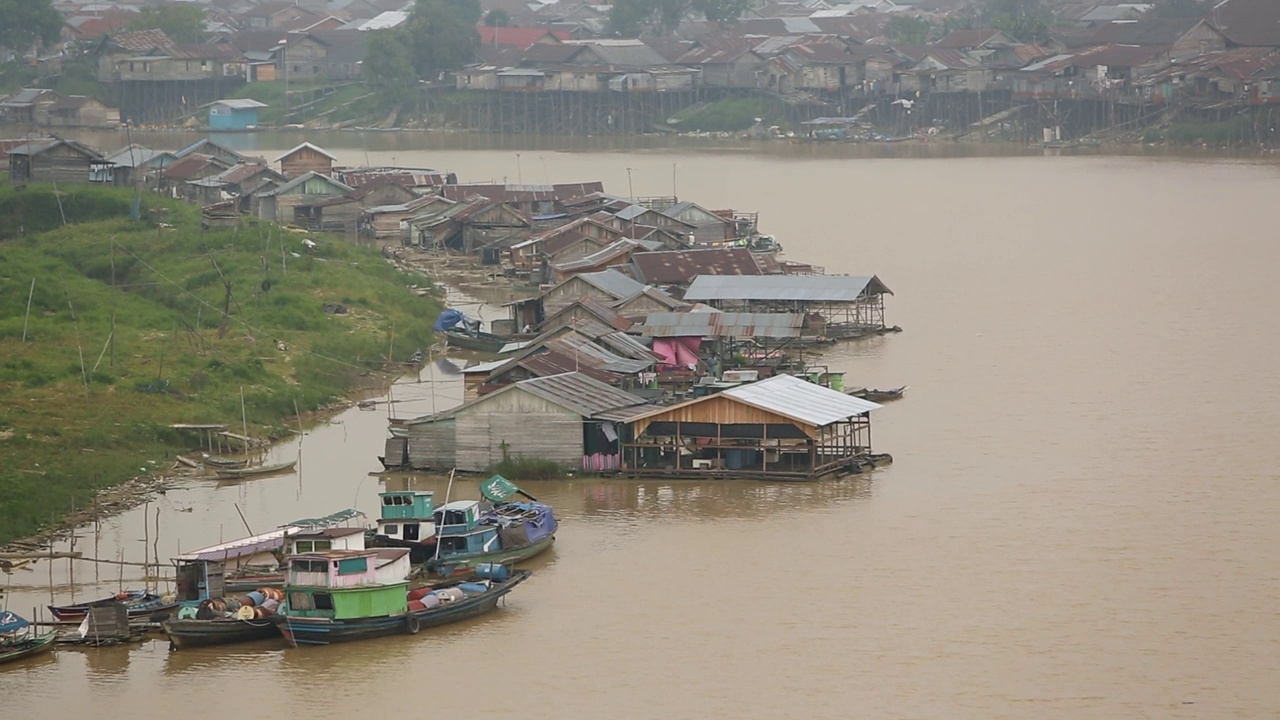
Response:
[[425, 475, 558, 576], [0, 612, 56, 665]]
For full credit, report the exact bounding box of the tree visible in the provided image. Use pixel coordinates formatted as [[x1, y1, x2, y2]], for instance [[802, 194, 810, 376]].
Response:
[[484, 9, 511, 27], [608, 0, 749, 36], [0, 0, 62, 54], [404, 0, 481, 80], [126, 5, 207, 45], [364, 28, 417, 93], [887, 15, 933, 45], [982, 0, 1052, 44]]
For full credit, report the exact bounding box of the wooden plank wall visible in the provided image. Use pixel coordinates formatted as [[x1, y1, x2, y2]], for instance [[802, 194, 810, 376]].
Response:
[[407, 418, 457, 470], [455, 388, 582, 471]]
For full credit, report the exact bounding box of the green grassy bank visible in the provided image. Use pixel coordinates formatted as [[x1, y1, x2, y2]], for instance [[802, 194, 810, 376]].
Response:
[[0, 183, 441, 544]]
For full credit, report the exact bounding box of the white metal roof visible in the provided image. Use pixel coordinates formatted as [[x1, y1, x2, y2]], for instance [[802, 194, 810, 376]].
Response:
[[204, 98, 268, 110], [274, 142, 338, 163], [722, 374, 881, 426]]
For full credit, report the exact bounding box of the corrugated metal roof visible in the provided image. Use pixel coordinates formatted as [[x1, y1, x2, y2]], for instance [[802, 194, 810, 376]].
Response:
[[639, 312, 804, 338], [577, 269, 646, 299], [547, 333, 653, 373], [461, 358, 509, 374], [724, 375, 880, 426], [683, 274, 892, 302], [513, 371, 651, 419], [632, 248, 765, 286]]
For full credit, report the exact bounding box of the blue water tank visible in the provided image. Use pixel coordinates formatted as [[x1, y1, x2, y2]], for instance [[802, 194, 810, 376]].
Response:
[[724, 449, 759, 470], [474, 563, 510, 581]]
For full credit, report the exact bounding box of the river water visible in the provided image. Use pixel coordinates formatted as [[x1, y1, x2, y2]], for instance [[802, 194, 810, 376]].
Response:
[[3, 136, 1280, 718]]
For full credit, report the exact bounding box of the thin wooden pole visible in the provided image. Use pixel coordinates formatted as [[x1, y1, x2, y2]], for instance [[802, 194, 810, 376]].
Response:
[[234, 503, 253, 536], [21, 278, 34, 343], [240, 386, 249, 445], [65, 288, 90, 400]]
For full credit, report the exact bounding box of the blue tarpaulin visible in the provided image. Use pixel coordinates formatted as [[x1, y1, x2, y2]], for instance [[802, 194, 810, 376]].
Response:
[[433, 309, 467, 332], [0, 611, 31, 634]]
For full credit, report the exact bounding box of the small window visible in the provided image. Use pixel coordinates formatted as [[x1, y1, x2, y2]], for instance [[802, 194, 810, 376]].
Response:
[[314, 593, 334, 610], [294, 559, 327, 574], [336, 557, 367, 575], [313, 539, 331, 551], [383, 524, 399, 535], [289, 591, 314, 610]]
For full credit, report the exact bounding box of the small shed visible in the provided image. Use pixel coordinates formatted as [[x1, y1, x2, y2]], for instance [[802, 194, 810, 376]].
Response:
[[8, 138, 110, 185], [541, 269, 647, 317], [205, 99, 268, 130], [276, 141, 337, 178], [256, 171, 353, 226], [621, 374, 882, 479], [403, 371, 651, 472]]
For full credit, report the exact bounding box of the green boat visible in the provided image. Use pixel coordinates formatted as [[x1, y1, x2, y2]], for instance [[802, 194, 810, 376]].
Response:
[[0, 612, 56, 666]]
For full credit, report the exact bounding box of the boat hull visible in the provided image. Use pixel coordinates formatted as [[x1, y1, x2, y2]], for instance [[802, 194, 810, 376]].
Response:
[[430, 534, 555, 575], [0, 631, 57, 665], [48, 591, 178, 622], [161, 618, 281, 649], [277, 571, 530, 646], [215, 460, 297, 479]]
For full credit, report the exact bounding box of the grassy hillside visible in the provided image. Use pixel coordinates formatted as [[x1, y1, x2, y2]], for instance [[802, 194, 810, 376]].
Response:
[[0, 183, 441, 544]]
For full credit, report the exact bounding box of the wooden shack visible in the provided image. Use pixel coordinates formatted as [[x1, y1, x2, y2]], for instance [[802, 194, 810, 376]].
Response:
[[541, 269, 646, 317], [621, 374, 882, 480], [7, 138, 110, 185], [276, 142, 337, 178], [256, 171, 353, 226], [402, 372, 650, 472]]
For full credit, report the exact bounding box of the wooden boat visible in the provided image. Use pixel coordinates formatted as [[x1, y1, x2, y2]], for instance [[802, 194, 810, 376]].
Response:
[[48, 589, 178, 622], [0, 612, 57, 665], [848, 385, 907, 402], [276, 565, 531, 646], [442, 329, 508, 353], [215, 459, 297, 479], [425, 476, 558, 575], [161, 616, 281, 650], [202, 454, 249, 469]]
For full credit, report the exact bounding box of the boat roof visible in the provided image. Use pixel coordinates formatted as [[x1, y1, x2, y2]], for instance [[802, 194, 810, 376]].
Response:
[[289, 549, 378, 560], [437, 500, 481, 512], [380, 489, 433, 497], [0, 611, 30, 634], [176, 527, 298, 562], [292, 526, 365, 539]]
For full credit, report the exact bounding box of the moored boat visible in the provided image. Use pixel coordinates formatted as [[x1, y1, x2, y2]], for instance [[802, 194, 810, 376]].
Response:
[[848, 385, 907, 402], [161, 614, 281, 650], [370, 489, 440, 564], [0, 612, 56, 666], [48, 589, 177, 622], [425, 475, 558, 576], [276, 559, 530, 646], [214, 459, 297, 479]]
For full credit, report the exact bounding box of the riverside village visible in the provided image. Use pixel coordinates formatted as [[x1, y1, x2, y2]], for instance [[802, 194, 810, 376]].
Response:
[[0, 113, 910, 657]]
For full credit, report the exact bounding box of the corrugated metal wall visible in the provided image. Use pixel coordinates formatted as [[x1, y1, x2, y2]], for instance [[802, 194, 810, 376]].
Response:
[[407, 418, 457, 469], [455, 388, 582, 471]]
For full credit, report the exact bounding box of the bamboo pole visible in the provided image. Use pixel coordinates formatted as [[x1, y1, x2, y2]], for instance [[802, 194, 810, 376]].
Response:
[[21, 278, 34, 343]]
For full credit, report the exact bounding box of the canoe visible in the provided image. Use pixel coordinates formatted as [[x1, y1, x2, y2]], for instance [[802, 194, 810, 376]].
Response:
[[848, 385, 907, 402], [443, 329, 507, 353], [276, 570, 531, 647], [48, 589, 178, 622], [0, 631, 57, 665], [215, 459, 297, 479], [161, 617, 281, 650]]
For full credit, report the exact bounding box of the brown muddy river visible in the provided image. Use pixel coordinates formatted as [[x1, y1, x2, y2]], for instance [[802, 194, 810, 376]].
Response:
[[3, 136, 1280, 718]]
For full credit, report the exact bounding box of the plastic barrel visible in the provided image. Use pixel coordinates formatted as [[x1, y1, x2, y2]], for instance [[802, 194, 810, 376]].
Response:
[[407, 587, 433, 602], [245, 591, 265, 607], [458, 582, 489, 594], [474, 563, 510, 582], [407, 600, 427, 611]]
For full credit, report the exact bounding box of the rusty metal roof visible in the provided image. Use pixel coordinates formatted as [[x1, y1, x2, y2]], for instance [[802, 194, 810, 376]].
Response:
[[512, 372, 651, 420], [630, 248, 764, 286], [638, 312, 804, 338], [683, 274, 893, 302], [551, 239, 642, 273]]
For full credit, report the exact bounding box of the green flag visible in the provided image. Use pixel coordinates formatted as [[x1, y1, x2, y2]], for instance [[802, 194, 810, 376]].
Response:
[[480, 474, 520, 503]]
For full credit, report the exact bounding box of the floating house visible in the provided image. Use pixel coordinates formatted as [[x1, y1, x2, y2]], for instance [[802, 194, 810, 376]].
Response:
[[620, 374, 883, 480], [681, 274, 895, 338], [402, 372, 651, 473], [204, 98, 268, 130]]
